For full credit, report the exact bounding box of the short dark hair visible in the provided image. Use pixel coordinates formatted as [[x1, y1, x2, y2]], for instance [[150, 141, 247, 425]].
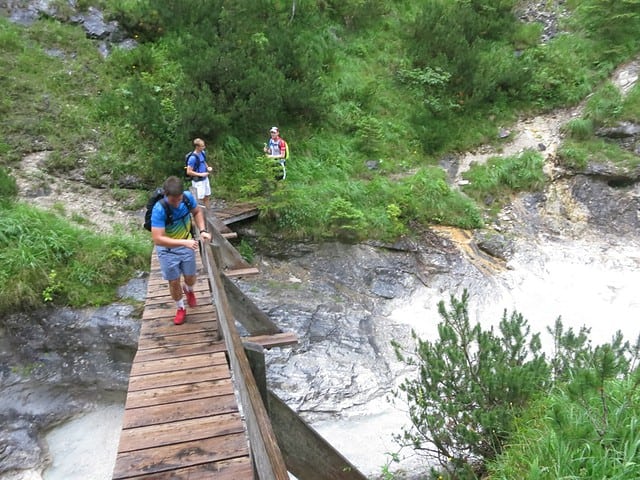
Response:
[[163, 176, 183, 196]]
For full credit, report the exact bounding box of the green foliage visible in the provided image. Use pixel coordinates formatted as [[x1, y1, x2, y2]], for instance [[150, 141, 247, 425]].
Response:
[[400, 168, 484, 229], [557, 139, 640, 172], [584, 82, 624, 125], [0, 167, 18, 201], [326, 197, 366, 242], [393, 290, 550, 478], [561, 118, 594, 140], [487, 340, 640, 479], [0, 202, 150, 313], [568, 0, 640, 56], [2, 0, 640, 242], [462, 150, 546, 210], [0, 16, 103, 164], [237, 239, 254, 264], [620, 82, 640, 122], [393, 292, 640, 479]]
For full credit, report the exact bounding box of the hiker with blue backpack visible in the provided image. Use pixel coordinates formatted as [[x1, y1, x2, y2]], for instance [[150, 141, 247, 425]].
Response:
[[149, 176, 211, 325], [263, 126, 288, 180], [186, 137, 213, 209]]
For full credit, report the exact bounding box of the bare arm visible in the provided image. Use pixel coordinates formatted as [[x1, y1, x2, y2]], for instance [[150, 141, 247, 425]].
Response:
[[191, 207, 212, 241], [151, 227, 197, 248]]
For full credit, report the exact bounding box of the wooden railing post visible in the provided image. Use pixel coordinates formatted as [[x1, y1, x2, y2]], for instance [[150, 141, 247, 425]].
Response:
[[200, 236, 289, 480], [244, 342, 268, 408]]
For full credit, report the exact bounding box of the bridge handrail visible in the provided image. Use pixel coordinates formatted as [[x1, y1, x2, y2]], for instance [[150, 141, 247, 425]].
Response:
[[199, 227, 289, 480]]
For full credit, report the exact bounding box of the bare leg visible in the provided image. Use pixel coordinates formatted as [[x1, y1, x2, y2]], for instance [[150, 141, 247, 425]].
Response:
[[183, 274, 196, 288], [168, 279, 183, 301]]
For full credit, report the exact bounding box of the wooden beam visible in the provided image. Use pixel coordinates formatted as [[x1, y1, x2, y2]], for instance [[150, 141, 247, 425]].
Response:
[[225, 267, 260, 277], [222, 274, 281, 335], [244, 342, 268, 407], [243, 332, 298, 350], [267, 390, 368, 480]]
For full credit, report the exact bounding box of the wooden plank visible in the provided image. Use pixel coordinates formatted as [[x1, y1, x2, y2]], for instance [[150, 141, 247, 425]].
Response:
[[132, 341, 225, 362], [136, 332, 221, 350], [122, 394, 239, 429], [113, 432, 250, 479], [243, 332, 299, 349], [131, 457, 253, 480], [141, 307, 215, 322], [127, 365, 230, 392], [118, 413, 245, 452], [225, 267, 260, 277], [124, 379, 234, 409], [139, 320, 217, 339], [130, 352, 227, 376]]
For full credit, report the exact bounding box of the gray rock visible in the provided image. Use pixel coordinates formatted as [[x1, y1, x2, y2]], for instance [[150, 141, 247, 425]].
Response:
[[595, 122, 640, 138]]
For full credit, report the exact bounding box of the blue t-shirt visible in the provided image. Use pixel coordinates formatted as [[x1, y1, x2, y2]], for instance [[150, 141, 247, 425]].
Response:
[[150, 191, 196, 239], [188, 151, 207, 174]]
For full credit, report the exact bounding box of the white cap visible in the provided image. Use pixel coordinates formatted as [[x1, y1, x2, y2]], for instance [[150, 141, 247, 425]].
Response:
[[270, 126, 279, 133]]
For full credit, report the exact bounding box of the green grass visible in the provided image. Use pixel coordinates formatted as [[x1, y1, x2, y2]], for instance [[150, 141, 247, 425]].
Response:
[[0, 16, 105, 164], [0, 201, 151, 313], [487, 379, 640, 480], [461, 150, 546, 213], [557, 139, 640, 171]]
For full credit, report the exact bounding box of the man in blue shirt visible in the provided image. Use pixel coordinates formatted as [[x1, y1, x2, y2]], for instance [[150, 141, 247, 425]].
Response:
[[150, 176, 212, 325], [186, 137, 213, 209]]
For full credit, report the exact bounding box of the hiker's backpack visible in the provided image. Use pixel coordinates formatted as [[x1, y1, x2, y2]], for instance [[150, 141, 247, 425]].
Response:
[[283, 140, 290, 161], [184, 151, 203, 179], [143, 189, 193, 231]]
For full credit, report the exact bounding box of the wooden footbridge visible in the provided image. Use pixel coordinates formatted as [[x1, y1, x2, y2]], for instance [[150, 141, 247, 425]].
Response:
[[113, 204, 367, 479]]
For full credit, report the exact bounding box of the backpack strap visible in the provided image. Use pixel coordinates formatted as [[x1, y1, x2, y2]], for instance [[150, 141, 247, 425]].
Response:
[[159, 198, 173, 226]]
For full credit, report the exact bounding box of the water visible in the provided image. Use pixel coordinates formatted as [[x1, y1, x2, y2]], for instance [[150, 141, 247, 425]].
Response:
[[42, 404, 124, 480]]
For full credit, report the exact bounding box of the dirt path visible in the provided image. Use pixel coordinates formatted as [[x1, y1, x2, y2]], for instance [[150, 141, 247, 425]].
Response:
[[14, 151, 143, 234]]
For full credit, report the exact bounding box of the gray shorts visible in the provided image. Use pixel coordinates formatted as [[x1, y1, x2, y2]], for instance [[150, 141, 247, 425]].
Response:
[[156, 246, 196, 281]]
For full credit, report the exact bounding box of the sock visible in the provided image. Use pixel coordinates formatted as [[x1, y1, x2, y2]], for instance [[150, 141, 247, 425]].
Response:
[[183, 285, 193, 292], [176, 299, 185, 310]]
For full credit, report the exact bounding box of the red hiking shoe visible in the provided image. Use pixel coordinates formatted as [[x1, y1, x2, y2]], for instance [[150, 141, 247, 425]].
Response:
[[174, 308, 186, 325], [183, 286, 197, 308]]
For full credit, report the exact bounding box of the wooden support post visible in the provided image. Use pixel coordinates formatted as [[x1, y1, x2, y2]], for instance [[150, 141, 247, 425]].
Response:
[[222, 274, 281, 335], [244, 342, 268, 408], [267, 390, 368, 480]]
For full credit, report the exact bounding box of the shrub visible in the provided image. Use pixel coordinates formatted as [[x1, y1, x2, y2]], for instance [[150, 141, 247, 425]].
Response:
[[462, 150, 546, 210], [326, 197, 366, 242], [487, 340, 640, 479], [0, 202, 150, 313], [583, 82, 623, 125], [561, 118, 594, 140], [0, 167, 17, 201], [392, 291, 550, 478]]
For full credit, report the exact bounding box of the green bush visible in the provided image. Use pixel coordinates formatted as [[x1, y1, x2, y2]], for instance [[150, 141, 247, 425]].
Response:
[[556, 141, 589, 170], [584, 82, 624, 125], [462, 150, 546, 210], [488, 340, 640, 479], [392, 292, 640, 479], [0, 168, 18, 201], [392, 291, 550, 478], [0, 203, 150, 313], [620, 82, 640, 122], [561, 118, 594, 140]]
